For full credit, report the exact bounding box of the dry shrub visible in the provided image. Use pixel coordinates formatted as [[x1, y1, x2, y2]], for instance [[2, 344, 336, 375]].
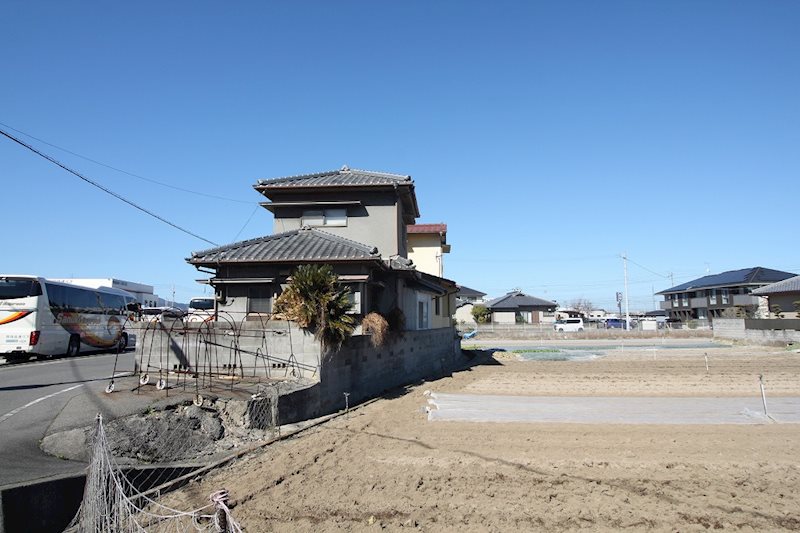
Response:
[[386, 307, 406, 332], [362, 312, 389, 347], [273, 288, 311, 327]]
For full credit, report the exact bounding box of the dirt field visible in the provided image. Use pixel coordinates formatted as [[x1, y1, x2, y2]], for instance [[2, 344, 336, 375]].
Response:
[[162, 340, 800, 532]]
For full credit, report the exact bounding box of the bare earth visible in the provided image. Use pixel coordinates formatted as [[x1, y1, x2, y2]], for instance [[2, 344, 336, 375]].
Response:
[[163, 340, 800, 532]]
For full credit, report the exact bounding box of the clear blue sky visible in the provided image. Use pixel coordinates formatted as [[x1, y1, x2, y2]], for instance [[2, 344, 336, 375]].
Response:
[[2, 1, 798, 311]]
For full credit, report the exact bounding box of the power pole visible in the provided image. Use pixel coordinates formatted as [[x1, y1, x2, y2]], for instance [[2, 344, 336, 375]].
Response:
[[622, 253, 630, 329]]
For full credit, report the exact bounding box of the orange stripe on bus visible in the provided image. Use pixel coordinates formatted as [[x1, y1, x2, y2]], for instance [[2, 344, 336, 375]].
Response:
[[0, 311, 32, 325]]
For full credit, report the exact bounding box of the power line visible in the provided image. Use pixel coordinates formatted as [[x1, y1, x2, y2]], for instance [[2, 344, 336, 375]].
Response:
[[625, 255, 669, 279], [0, 121, 253, 205], [0, 126, 219, 247]]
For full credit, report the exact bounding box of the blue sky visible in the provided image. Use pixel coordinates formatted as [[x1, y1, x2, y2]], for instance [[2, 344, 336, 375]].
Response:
[[2, 1, 798, 311]]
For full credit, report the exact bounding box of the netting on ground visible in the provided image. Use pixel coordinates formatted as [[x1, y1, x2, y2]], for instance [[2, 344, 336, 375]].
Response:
[[66, 415, 242, 533], [53, 315, 323, 532]]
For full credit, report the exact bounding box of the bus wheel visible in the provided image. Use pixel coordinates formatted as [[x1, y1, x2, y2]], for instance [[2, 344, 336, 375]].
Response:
[[66, 335, 80, 357], [117, 333, 128, 352]]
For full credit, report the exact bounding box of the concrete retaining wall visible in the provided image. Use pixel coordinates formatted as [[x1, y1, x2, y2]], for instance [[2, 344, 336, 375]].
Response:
[[276, 327, 460, 424], [713, 318, 800, 344], [132, 322, 460, 424], [131, 321, 322, 380]]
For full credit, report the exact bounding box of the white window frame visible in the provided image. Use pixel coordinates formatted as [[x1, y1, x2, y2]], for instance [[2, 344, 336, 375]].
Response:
[[346, 289, 361, 314], [302, 208, 347, 227]]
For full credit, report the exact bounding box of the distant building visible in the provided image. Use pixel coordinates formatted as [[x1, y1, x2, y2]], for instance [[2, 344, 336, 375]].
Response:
[[485, 290, 557, 324], [407, 223, 450, 278], [456, 285, 486, 304], [454, 285, 487, 326], [657, 267, 797, 323], [52, 278, 161, 307]]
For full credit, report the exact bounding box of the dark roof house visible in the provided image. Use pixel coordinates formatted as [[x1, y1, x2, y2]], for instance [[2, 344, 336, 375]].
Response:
[[483, 290, 557, 324], [486, 291, 557, 311], [657, 266, 797, 322], [657, 267, 796, 295]]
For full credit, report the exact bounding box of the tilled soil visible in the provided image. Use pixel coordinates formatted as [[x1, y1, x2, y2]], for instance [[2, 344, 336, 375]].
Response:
[[160, 342, 800, 532]]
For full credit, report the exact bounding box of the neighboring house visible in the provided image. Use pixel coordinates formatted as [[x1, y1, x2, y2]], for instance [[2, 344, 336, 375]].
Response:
[[586, 309, 609, 320], [453, 285, 487, 326], [186, 166, 457, 331], [407, 223, 450, 278], [485, 290, 557, 324], [556, 309, 584, 320], [657, 267, 797, 323], [752, 275, 800, 318], [456, 285, 486, 304]]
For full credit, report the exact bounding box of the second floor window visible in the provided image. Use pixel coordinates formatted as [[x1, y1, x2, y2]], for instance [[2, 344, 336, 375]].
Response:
[[302, 208, 347, 227]]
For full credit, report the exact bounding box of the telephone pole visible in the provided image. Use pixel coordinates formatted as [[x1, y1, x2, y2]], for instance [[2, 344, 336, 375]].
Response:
[[622, 253, 631, 329]]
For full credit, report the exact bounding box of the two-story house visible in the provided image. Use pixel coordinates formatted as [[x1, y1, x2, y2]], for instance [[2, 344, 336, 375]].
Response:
[[186, 166, 456, 330], [657, 266, 797, 323]]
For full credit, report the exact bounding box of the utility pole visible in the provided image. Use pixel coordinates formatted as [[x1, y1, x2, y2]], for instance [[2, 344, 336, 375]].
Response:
[[622, 253, 631, 329]]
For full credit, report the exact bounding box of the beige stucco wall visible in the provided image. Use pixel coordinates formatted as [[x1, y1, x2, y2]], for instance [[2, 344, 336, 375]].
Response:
[[493, 311, 516, 324], [270, 190, 406, 258], [407, 233, 444, 277], [455, 303, 476, 325]]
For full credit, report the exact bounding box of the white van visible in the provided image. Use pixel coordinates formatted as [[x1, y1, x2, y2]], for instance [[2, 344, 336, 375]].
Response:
[[553, 318, 584, 332], [185, 297, 215, 324]]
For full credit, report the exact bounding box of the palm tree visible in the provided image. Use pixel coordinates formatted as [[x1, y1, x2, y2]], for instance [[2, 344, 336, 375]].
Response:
[[275, 264, 355, 350]]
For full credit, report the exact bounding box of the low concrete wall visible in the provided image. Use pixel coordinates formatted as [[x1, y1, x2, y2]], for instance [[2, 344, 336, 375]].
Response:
[[276, 327, 460, 424], [713, 318, 800, 344], [130, 321, 322, 380], [0, 466, 199, 533], [0, 474, 84, 533], [131, 322, 460, 424], [321, 327, 459, 407]]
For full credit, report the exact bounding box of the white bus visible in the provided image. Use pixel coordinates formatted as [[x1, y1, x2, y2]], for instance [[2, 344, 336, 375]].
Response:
[[0, 275, 137, 361]]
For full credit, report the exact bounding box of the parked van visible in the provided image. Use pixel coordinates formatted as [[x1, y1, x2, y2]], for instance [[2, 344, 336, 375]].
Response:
[[553, 318, 584, 332], [185, 296, 215, 324], [605, 318, 627, 329]]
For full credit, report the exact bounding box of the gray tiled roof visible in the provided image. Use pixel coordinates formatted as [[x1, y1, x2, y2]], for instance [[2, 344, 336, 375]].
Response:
[[657, 267, 797, 294], [752, 275, 800, 295], [486, 291, 557, 311], [187, 227, 381, 266], [457, 285, 486, 298], [255, 166, 412, 189]]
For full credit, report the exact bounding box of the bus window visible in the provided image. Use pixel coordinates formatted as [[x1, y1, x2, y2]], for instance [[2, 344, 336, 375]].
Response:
[[0, 278, 42, 299]]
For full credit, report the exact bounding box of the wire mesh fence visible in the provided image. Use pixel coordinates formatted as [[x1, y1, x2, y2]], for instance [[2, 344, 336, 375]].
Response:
[[61, 313, 326, 532]]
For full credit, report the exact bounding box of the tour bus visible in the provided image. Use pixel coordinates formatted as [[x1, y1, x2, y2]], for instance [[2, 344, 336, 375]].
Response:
[[0, 275, 137, 361]]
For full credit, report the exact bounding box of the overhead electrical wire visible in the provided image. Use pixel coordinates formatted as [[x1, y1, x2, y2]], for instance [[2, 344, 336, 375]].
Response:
[[0, 121, 253, 204], [625, 256, 669, 279], [0, 126, 219, 247]]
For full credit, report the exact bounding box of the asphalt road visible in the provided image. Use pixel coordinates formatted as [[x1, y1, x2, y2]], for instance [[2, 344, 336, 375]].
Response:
[[0, 352, 136, 488]]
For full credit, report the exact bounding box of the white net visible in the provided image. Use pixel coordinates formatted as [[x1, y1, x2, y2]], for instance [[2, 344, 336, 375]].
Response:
[[66, 414, 242, 533]]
